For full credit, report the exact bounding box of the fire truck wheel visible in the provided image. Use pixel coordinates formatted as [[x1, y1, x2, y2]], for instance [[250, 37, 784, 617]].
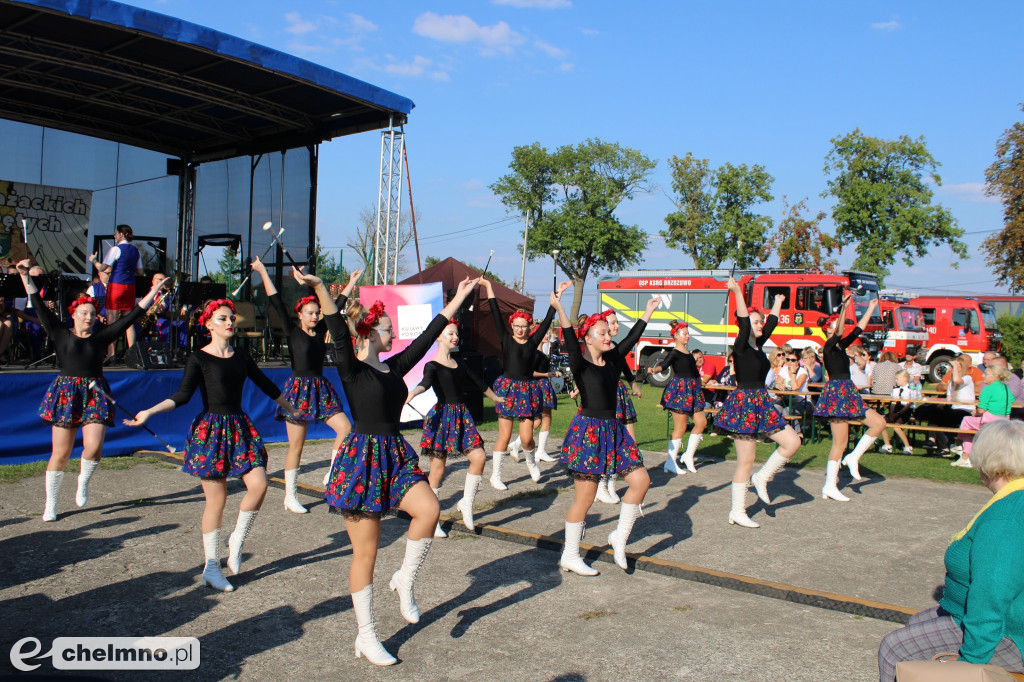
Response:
[[927, 355, 954, 384], [645, 352, 673, 388]]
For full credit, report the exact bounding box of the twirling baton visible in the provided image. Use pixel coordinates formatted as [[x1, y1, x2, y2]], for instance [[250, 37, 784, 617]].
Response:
[[261, 221, 303, 269], [88, 380, 177, 453], [480, 249, 495, 279], [719, 240, 743, 326], [232, 225, 285, 296]]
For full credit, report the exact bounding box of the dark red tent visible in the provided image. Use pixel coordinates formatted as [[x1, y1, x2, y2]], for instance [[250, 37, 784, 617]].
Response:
[[400, 257, 535, 360]]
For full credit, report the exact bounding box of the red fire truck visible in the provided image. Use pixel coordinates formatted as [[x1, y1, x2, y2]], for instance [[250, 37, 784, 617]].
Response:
[[910, 296, 1001, 382], [598, 268, 882, 387], [875, 294, 929, 362]]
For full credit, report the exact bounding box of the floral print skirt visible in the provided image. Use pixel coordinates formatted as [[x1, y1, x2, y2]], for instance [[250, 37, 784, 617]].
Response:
[[660, 376, 704, 414], [812, 379, 866, 422], [561, 414, 643, 478], [420, 403, 484, 459], [39, 376, 114, 428], [539, 377, 558, 410], [182, 412, 268, 478], [493, 376, 544, 420], [616, 380, 638, 424], [325, 433, 426, 514], [275, 375, 344, 424], [714, 388, 785, 440]]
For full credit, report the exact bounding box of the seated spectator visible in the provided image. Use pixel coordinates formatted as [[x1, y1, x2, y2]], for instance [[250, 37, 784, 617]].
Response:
[[775, 350, 812, 416], [981, 350, 999, 371], [877, 419, 1024, 681], [692, 348, 717, 406], [879, 369, 919, 455], [952, 365, 1016, 467], [902, 353, 924, 382], [870, 351, 902, 396], [710, 351, 736, 407], [801, 347, 823, 384], [765, 348, 784, 390], [989, 356, 1023, 403], [914, 354, 975, 455], [849, 347, 870, 391], [939, 353, 984, 397]]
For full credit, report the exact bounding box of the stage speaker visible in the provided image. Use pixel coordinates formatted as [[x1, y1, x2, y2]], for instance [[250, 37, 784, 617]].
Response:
[[457, 350, 485, 421], [126, 340, 173, 370]]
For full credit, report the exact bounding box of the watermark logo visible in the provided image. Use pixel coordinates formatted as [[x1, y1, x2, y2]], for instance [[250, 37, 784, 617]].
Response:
[[10, 637, 200, 671]]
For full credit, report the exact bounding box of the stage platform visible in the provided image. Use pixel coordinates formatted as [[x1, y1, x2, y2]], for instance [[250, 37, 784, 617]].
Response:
[[0, 364, 353, 464]]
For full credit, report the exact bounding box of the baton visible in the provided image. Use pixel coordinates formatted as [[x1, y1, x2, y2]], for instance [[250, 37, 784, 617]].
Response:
[[88, 380, 177, 453]]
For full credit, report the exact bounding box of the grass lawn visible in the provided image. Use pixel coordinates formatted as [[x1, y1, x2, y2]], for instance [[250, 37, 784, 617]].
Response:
[[0, 456, 176, 484]]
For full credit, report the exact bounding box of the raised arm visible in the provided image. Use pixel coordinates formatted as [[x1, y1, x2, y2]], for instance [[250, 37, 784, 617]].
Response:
[[391, 277, 480, 376], [727, 276, 747, 318], [615, 296, 660, 356], [528, 306, 556, 348], [252, 256, 278, 297], [832, 294, 854, 339], [487, 295, 509, 344], [293, 268, 338, 317], [856, 297, 878, 331]]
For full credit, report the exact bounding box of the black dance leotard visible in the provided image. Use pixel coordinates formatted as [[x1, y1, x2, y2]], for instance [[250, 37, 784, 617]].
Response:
[[489, 298, 555, 380], [732, 314, 779, 389], [562, 320, 647, 419], [659, 348, 699, 379], [418, 361, 489, 404], [169, 348, 282, 414], [821, 327, 862, 381], [268, 293, 328, 377]]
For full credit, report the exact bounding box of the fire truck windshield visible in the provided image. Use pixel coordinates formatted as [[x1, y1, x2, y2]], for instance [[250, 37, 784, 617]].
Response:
[[980, 303, 998, 330], [895, 308, 925, 332], [847, 274, 882, 325]]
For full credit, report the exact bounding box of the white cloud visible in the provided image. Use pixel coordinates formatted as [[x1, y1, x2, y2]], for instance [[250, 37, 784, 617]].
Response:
[[939, 182, 999, 204], [534, 39, 568, 58], [348, 13, 377, 33], [362, 54, 450, 81], [413, 12, 525, 56], [285, 12, 317, 36], [558, 61, 575, 72], [492, 0, 571, 8], [581, 28, 600, 36], [872, 20, 902, 32]]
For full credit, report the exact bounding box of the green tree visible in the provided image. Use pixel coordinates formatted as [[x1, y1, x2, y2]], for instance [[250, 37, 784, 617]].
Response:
[[823, 128, 968, 285], [762, 198, 840, 272], [310, 236, 345, 286], [983, 105, 1024, 292], [661, 152, 775, 269], [210, 244, 241, 300], [997, 313, 1024, 365], [491, 138, 656, 318]]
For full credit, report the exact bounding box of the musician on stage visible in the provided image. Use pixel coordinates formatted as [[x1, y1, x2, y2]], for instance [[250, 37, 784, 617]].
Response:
[[90, 224, 143, 359]]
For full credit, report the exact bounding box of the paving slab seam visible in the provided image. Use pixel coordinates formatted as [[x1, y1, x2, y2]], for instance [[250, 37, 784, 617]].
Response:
[[134, 449, 918, 625]]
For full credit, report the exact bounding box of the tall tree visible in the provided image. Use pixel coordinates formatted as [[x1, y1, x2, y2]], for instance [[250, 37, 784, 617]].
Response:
[[210, 244, 241, 300], [983, 105, 1024, 292], [762, 198, 840, 272], [310, 235, 345, 286], [661, 153, 774, 269], [491, 138, 656, 318], [822, 128, 967, 285], [346, 205, 413, 282]]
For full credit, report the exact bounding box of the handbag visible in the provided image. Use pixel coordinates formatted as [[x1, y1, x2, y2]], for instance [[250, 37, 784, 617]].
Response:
[[896, 653, 1020, 681]]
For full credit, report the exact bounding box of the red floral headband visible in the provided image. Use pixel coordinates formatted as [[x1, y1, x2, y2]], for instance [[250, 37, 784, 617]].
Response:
[[601, 309, 616, 321], [738, 306, 763, 320], [356, 300, 387, 337], [68, 295, 97, 315], [294, 295, 318, 314], [818, 314, 841, 331], [508, 310, 533, 327], [198, 299, 235, 327], [670, 321, 688, 337], [578, 313, 607, 340]]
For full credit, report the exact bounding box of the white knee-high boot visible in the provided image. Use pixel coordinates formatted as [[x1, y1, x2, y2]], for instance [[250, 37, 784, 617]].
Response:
[[842, 435, 877, 481], [201, 530, 234, 592], [432, 488, 447, 538], [508, 436, 522, 462], [43, 470, 64, 522], [352, 585, 397, 666], [663, 438, 685, 475], [605, 475, 620, 503], [595, 475, 617, 504], [490, 450, 508, 490], [283, 469, 308, 514], [523, 448, 541, 482], [822, 460, 851, 502], [750, 449, 789, 505], [76, 458, 100, 507], [727, 482, 759, 528], [226, 510, 258, 575], [389, 537, 432, 624], [535, 431, 556, 462], [608, 503, 642, 570], [457, 473, 481, 531], [559, 521, 598, 576], [680, 434, 703, 473]]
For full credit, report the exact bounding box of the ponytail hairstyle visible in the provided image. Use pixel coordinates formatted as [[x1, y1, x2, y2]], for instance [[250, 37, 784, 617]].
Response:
[[68, 294, 97, 316], [198, 298, 235, 326], [578, 312, 606, 341], [294, 295, 318, 314], [575, 313, 588, 327], [115, 224, 134, 241], [354, 300, 387, 338], [508, 310, 533, 327], [670, 321, 688, 338]]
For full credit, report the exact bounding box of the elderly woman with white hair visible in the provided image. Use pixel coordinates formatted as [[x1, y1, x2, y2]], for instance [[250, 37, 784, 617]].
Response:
[[877, 419, 1024, 681]]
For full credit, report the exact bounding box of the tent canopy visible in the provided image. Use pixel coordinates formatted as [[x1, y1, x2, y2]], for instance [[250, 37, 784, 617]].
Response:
[[401, 257, 536, 360], [0, 0, 414, 162]]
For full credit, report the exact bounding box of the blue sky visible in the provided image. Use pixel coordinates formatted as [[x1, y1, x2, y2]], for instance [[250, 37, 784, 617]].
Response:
[[134, 0, 1024, 309]]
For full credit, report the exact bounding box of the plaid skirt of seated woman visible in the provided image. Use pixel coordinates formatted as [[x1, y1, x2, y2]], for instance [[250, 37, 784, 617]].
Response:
[[493, 376, 544, 419], [39, 376, 115, 428], [561, 414, 644, 480], [714, 388, 785, 440], [660, 377, 705, 414], [182, 413, 268, 478], [325, 433, 427, 514], [420, 403, 484, 459], [616, 380, 638, 424], [812, 379, 866, 422], [539, 377, 558, 410], [275, 375, 344, 423]]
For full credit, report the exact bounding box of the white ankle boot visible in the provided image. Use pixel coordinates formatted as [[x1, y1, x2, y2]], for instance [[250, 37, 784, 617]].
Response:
[[352, 585, 397, 666], [76, 458, 100, 507], [490, 450, 508, 490], [389, 537, 432, 623], [535, 431, 556, 462], [822, 460, 851, 502], [663, 438, 686, 475], [43, 470, 64, 522], [508, 437, 522, 462], [727, 482, 759, 528], [523, 448, 541, 482], [457, 474, 481, 531], [608, 503, 641, 570], [842, 435, 876, 481], [680, 434, 702, 473], [751, 450, 789, 505], [605, 476, 620, 503], [595, 475, 618, 504], [559, 521, 598, 576], [201, 530, 234, 592], [323, 450, 338, 486], [225, 510, 258, 575], [431, 488, 447, 538], [283, 469, 308, 514]]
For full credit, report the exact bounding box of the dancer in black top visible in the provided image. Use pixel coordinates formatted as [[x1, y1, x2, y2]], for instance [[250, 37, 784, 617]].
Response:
[[484, 278, 556, 489], [126, 299, 304, 592], [551, 282, 662, 575], [405, 320, 500, 537], [717, 277, 802, 528], [253, 257, 359, 512], [813, 295, 886, 496], [507, 343, 562, 465], [15, 259, 167, 522], [648, 321, 708, 475], [297, 269, 480, 666]]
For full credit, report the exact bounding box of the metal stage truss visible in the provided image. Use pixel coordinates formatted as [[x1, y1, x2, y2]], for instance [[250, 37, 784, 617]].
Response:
[[373, 120, 406, 285]]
